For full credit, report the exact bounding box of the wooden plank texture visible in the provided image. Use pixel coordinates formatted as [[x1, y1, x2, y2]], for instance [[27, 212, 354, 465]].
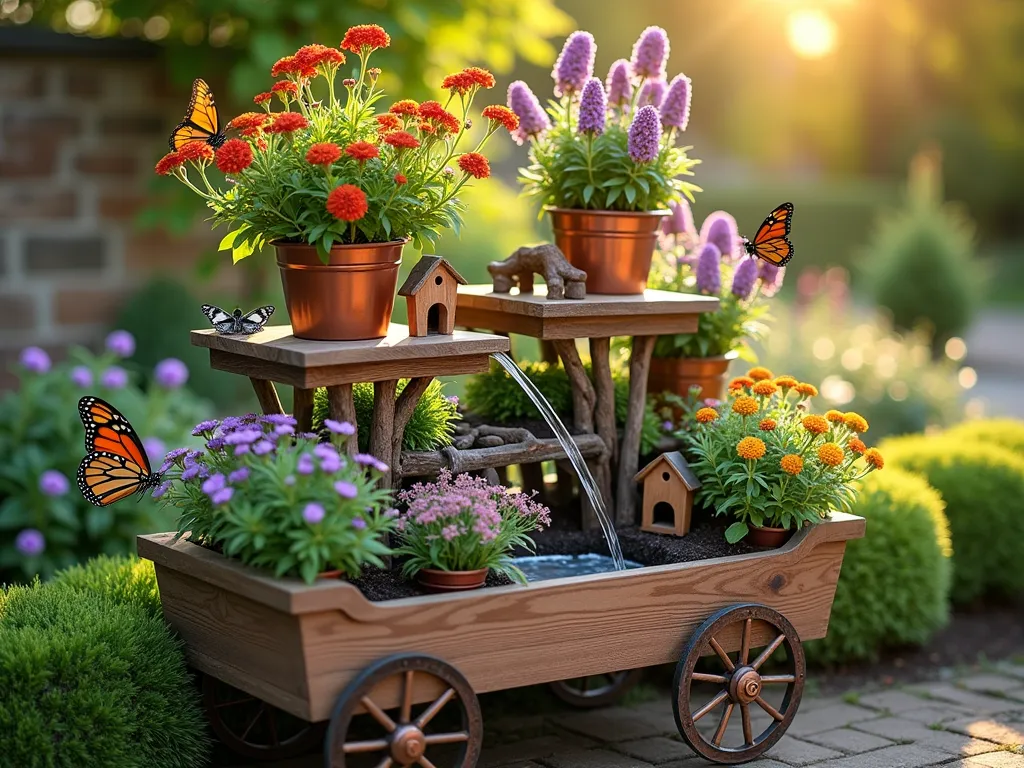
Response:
[[458, 285, 719, 317]]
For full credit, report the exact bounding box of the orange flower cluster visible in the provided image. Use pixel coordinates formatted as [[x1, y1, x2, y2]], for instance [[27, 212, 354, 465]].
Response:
[[801, 414, 829, 435], [441, 66, 496, 94], [272, 80, 298, 96], [848, 438, 867, 454], [384, 130, 420, 149], [458, 152, 490, 179], [154, 151, 185, 176], [729, 376, 754, 392], [844, 412, 869, 433], [864, 448, 884, 469], [695, 407, 719, 424], [774, 376, 798, 390], [228, 112, 268, 137], [737, 436, 766, 461], [389, 100, 420, 117], [795, 382, 818, 397], [731, 396, 759, 417], [481, 105, 519, 133], [418, 100, 461, 133], [215, 139, 253, 174], [759, 418, 777, 431], [825, 410, 846, 423], [345, 141, 379, 162], [341, 24, 391, 54], [394, 173, 407, 185], [177, 141, 214, 163], [376, 114, 401, 133], [780, 454, 804, 475], [326, 184, 368, 221], [265, 112, 309, 134], [295, 43, 345, 72], [752, 380, 777, 397], [817, 442, 845, 467], [253, 92, 273, 105], [306, 142, 342, 166], [747, 367, 773, 381]]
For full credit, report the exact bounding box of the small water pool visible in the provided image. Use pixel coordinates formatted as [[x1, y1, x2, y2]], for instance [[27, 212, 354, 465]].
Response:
[[513, 553, 644, 582]]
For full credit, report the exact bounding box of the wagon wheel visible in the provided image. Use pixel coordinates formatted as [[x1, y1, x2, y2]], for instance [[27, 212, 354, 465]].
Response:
[[324, 653, 482, 768], [673, 604, 805, 765], [202, 674, 324, 761], [548, 668, 645, 708]]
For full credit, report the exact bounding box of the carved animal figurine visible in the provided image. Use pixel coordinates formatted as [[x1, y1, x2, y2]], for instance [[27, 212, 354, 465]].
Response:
[[488, 244, 587, 300]]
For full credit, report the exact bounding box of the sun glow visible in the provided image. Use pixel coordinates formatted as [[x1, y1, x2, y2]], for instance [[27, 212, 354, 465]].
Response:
[[787, 9, 838, 59]]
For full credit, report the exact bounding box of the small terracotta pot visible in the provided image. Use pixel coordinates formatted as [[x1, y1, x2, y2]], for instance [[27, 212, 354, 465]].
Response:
[[747, 525, 793, 549], [274, 239, 405, 341], [548, 207, 669, 295], [648, 351, 738, 402], [416, 567, 489, 593], [317, 569, 345, 579]]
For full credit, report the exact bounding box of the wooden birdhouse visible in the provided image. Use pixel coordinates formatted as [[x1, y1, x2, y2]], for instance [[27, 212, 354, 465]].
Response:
[[634, 451, 701, 536], [398, 256, 467, 337]]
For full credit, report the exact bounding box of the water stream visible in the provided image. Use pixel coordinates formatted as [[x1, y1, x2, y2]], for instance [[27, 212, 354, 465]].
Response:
[[490, 351, 626, 571]]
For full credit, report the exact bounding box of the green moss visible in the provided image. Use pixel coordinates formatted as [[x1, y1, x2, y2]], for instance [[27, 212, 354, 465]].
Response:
[[943, 419, 1024, 458], [54, 555, 161, 618], [805, 469, 952, 665]]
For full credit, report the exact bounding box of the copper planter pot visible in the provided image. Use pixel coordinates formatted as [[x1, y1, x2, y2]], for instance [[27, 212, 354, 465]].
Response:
[[747, 525, 793, 549], [416, 567, 489, 593], [275, 239, 405, 341], [647, 352, 738, 402], [548, 207, 669, 295]]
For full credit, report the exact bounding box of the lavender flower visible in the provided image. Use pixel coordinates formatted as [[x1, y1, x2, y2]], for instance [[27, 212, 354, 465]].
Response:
[[70, 365, 92, 388], [202, 473, 226, 496], [731, 257, 759, 300], [211, 487, 233, 506], [324, 419, 355, 436], [373, 460, 389, 473], [303, 502, 325, 524], [206, 437, 225, 451], [274, 423, 294, 436], [353, 453, 378, 467], [15, 528, 45, 556], [627, 105, 661, 163], [321, 454, 343, 473], [507, 81, 550, 145], [163, 447, 189, 465], [20, 347, 51, 374], [662, 420, 674, 431], [660, 73, 691, 130], [352, 517, 367, 530], [152, 482, 171, 499], [262, 414, 297, 426], [662, 199, 696, 237], [552, 31, 595, 97], [695, 242, 722, 295], [105, 330, 136, 358], [228, 467, 250, 484], [334, 481, 358, 499], [700, 211, 740, 262], [234, 444, 250, 456], [154, 358, 189, 389], [39, 470, 69, 497], [577, 77, 607, 135], [143, 437, 165, 461], [192, 419, 219, 436], [758, 262, 785, 297], [253, 439, 274, 456], [638, 78, 666, 108], [314, 444, 337, 460], [181, 465, 201, 481], [297, 454, 315, 475], [224, 429, 261, 445], [100, 366, 128, 389], [631, 26, 669, 79], [605, 59, 632, 106]]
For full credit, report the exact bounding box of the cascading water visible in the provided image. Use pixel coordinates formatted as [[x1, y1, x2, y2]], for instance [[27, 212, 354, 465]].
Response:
[[490, 351, 626, 571]]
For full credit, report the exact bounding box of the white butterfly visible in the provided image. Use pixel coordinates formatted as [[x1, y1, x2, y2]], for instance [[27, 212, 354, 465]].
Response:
[[201, 304, 275, 335]]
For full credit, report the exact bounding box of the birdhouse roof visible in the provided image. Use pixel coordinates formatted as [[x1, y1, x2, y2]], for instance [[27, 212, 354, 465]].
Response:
[[634, 450, 701, 490], [398, 255, 468, 296]]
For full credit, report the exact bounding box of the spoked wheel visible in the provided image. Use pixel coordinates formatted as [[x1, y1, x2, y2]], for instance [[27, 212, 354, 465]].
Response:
[[324, 653, 482, 768], [673, 604, 805, 765], [548, 668, 645, 708], [202, 674, 325, 761]]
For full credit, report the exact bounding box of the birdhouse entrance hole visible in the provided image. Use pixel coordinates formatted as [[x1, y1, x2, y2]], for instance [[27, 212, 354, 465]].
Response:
[[426, 303, 447, 335], [653, 501, 675, 526]]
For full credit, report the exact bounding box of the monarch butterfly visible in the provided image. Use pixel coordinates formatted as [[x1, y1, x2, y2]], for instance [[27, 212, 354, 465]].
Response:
[[201, 303, 275, 335], [741, 202, 794, 267], [76, 396, 162, 507], [168, 78, 227, 152]]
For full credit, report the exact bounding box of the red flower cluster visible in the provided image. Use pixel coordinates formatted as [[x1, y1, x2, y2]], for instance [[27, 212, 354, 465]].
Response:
[[481, 105, 519, 133], [215, 138, 253, 174], [418, 101, 460, 133], [345, 141, 379, 162], [270, 55, 307, 79], [417, 122, 436, 135], [375, 114, 400, 133], [271, 80, 298, 95], [253, 92, 273, 105], [177, 141, 215, 163], [389, 99, 419, 117], [294, 43, 345, 72], [441, 67, 496, 94], [155, 151, 185, 176], [326, 184, 368, 221], [228, 112, 269, 138], [394, 173, 407, 185], [383, 131, 420, 149], [265, 112, 309, 134], [306, 142, 342, 166], [341, 24, 391, 54], [458, 152, 490, 179]]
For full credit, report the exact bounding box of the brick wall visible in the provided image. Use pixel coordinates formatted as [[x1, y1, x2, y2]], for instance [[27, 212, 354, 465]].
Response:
[[0, 29, 242, 386]]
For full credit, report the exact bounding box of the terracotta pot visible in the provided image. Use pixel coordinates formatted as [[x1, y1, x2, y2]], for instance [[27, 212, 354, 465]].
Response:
[[274, 239, 405, 341], [747, 525, 793, 549], [647, 352, 738, 402], [416, 567, 489, 593], [316, 569, 344, 580], [548, 207, 669, 295]]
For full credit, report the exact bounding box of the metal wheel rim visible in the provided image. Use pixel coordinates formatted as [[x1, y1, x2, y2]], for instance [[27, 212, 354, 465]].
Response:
[[548, 668, 644, 708]]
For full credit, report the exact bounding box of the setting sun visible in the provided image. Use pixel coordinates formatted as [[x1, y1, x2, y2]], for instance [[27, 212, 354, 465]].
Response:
[[786, 8, 838, 58]]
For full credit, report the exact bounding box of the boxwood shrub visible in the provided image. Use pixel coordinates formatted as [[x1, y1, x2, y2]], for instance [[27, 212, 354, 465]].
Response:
[[943, 418, 1024, 458], [806, 469, 951, 665], [54, 554, 161, 618], [882, 434, 1024, 603]]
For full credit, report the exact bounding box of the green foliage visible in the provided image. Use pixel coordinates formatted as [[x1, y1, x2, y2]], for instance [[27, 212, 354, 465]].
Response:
[[805, 469, 951, 665], [882, 435, 1024, 603], [0, 581, 207, 768], [463, 360, 662, 454], [943, 418, 1024, 458], [0, 341, 210, 585], [53, 555, 161, 619], [312, 380, 459, 454]]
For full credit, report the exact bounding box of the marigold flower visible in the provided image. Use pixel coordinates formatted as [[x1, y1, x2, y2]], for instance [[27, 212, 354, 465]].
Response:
[[844, 412, 869, 433], [417, 121, 437, 134], [774, 375, 798, 390], [458, 152, 490, 179], [294, 43, 345, 72], [265, 112, 309, 134], [752, 380, 778, 397], [271, 80, 298, 96], [462, 66, 495, 89], [345, 140, 379, 162], [732, 396, 759, 417], [215, 138, 253, 174], [848, 438, 867, 454], [306, 142, 342, 166], [781, 454, 804, 475], [864, 448, 884, 470], [825, 409, 846, 423], [759, 418, 777, 431], [695, 407, 719, 424], [389, 99, 420, 116], [729, 376, 754, 391], [270, 55, 300, 78], [802, 415, 829, 435], [376, 113, 401, 132], [154, 151, 184, 175], [326, 184, 368, 221], [228, 112, 268, 133], [481, 105, 519, 133], [341, 24, 391, 54], [418, 100, 461, 133], [737, 436, 766, 461], [383, 130, 420, 149], [795, 382, 818, 397], [441, 71, 474, 94], [748, 367, 774, 381], [176, 141, 214, 163], [818, 442, 845, 467], [394, 173, 407, 185], [253, 92, 273, 105]]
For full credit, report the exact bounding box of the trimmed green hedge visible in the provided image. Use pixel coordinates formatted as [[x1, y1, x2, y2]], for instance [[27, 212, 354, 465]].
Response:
[[944, 418, 1024, 458], [806, 469, 951, 665], [882, 435, 1024, 603], [54, 555, 161, 618]]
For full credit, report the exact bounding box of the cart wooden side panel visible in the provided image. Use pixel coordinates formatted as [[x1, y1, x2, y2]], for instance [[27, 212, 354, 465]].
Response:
[[140, 513, 864, 722]]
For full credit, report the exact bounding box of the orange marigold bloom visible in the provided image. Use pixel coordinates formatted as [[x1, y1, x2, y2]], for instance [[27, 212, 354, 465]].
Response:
[[441, 71, 475, 94], [752, 380, 778, 397], [848, 438, 867, 455], [801, 415, 829, 435], [376, 114, 401, 133], [844, 412, 869, 433], [214, 138, 253, 174], [265, 112, 309, 134], [774, 375, 798, 389], [795, 382, 818, 397], [818, 442, 845, 467], [306, 142, 342, 166], [864, 448, 884, 470], [417, 121, 437, 134], [748, 367, 774, 381], [341, 24, 391, 54], [294, 43, 345, 72], [737, 436, 767, 461], [695, 407, 719, 424], [780, 454, 804, 475], [271, 80, 298, 95], [253, 92, 273, 105], [345, 140, 379, 162], [228, 112, 268, 133], [271, 55, 301, 78], [759, 418, 777, 431], [729, 376, 754, 391], [481, 105, 519, 133], [825, 409, 846, 423], [154, 151, 184, 176], [325, 184, 368, 221], [394, 173, 407, 185], [462, 66, 496, 89], [418, 100, 461, 133], [176, 141, 214, 163], [732, 396, 759, 416], [389, 99, 420, 116], [458, 152, 490, 179], [383, 130, 420, 149]]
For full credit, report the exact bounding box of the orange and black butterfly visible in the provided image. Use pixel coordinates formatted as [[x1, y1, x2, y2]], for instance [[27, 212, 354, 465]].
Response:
[[741, 202, 794, 267], [77, 396, 162, 506], [168, 78, 227, 152]]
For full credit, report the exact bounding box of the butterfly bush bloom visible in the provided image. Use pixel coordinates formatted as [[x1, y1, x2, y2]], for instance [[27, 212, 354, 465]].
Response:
[[70, 365, 92, 388], [303, 502, 326, 524], [660, 74, 692, 130], [105, 330, 136, 358], [39, 469, 69, 497], [759, 262, 785, 297], [701, 211, 740, 261], [16, 528, 45, 556], [627, 105, 661, 163], [631, 26, 670, 79], [662, 199, 696, 237], [696, 242, 722, 295], [19, 346, 51, 374], [552, 31, 595, 97], [606, 59, 632, 106], [577, 78, 607, 135], [732, 257, 760, 300], [101, 366, 128, 389], [154, 358, 189, 389], [638, 79, 667, 108], [507, 81, 550, 145]]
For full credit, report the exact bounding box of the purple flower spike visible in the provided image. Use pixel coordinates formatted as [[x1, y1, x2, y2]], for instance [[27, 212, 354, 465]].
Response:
[[606, 59, 632, 106], [552, 31, 595, 97], [70, 365, 92, 388], [334, 480, 358, 499], [15, 528, 45, 556], [701, 211, 740, 262], [627, 105, 661, 163], [660, 73, 691, 130], [303, 502, 325, 524], [211, 487, 233, 506], [324, 419, 356, 436], [631, 25, 670, 80], [154, 358, 189, 389], [100, 366, 128, 389], [758, 262, 785, 297], [20, 347, 51, 374], [638, 78, 667, 108], [732, 257, 760, 300], [105, 330, 135, 358], [662, 199, 696, 237], [577, 78, 606, 135], [39, 470, 69, 497], [696, 242, 722, 295], [507, 81, 550, 145]]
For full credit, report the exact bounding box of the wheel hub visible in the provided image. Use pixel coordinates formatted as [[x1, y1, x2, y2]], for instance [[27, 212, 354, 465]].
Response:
[[390, 724, 426, 764], [729, 666, 762, 704]]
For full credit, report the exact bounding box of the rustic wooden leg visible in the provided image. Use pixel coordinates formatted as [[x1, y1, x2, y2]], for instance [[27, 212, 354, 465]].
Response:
[[589, 337, 618, 466], [615, 335, 656, 526], [369, 379, 398, 488], [539, 340, 560, 365], [250, 378, 284, 416], [326, 384, 358, 457], [391, 377, 433, 486], [293, 387, 315, 433], [552, 339, 595, 433]]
